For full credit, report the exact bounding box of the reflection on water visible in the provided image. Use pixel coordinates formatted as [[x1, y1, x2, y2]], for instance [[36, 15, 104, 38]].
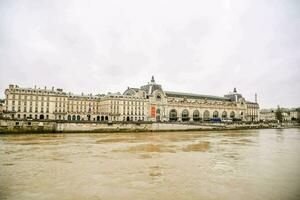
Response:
[[182, 141, 210, 152], [1, 129, 300, 200], [114, 144, 177, 153]]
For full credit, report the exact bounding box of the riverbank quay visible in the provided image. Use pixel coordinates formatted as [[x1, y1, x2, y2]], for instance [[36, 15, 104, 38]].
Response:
[[0, 119, 299, 134]]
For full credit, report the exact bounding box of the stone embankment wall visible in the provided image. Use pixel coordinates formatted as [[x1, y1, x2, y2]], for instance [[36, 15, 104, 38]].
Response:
[[0, 119, 299, 133], [0, 119, 152, 133]]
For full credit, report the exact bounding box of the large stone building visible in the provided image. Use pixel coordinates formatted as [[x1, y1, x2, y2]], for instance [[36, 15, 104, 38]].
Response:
[[290, 108, 300, 121], [100, 92, 148, 122], [124, 77, 259, 122], [260, 107, 300, 122], [0, 99, 4, 118], [259, 109, 277, 122], [3, 77, 259, 122], [4, 84, 105, 121]]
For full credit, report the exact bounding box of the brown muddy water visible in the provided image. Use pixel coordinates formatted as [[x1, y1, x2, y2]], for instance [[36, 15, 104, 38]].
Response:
[[1, 129, 300, 200]]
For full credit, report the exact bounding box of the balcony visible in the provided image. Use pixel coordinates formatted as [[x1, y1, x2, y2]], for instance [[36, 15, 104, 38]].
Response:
[[109, 113, 121, 116], [53, 111, 67, 114]]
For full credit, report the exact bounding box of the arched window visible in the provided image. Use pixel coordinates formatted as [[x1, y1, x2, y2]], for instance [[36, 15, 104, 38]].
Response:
[[222, 111, 227, 119], [40, 114, 44, 120], [230, 111, 235, 119], [101, 116, 104, 121], [96, 116, 100, 121], [169, 109, 177, 121], [156, 94, 161, 101], [203, 110, 210, 120], [193, 110, 200, 121], [181, 109, 189, 122], [68, 115, 71, 121], [213, 111, 219, 118], [77, 115, 81, 121], [156, 108, 161, 122], [156, 108, 160, 114], [72, 115, 76, 121], [105, 116, 108, 121]]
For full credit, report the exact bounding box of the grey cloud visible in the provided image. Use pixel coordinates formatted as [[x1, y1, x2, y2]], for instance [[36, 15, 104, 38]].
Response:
[[0, 0, 299, 108]]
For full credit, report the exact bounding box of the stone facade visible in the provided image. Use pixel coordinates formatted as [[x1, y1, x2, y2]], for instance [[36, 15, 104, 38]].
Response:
[[3, 77, 260, 122], [0, 99, 4, 117], [4, 85, 104, 121], [259, 109, 276, 122], [245, 102, 260, 121], [260, 108, 300, 122], [100, 93, 148, 122], [124, 77, 259, 122], [290, 108, 300, 121]]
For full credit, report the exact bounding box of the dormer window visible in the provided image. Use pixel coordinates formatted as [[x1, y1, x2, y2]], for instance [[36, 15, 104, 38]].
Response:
[[156, 94, 161, 100]]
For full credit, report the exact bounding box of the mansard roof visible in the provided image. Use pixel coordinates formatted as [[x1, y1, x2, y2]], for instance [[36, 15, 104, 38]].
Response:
[[246, 101, 259, 105], [165, 91, 231, 101], [140, 83, 163, 95], [129, 88, 140, 92], [224, 93, 243, 101], [124, 77, 243, 102], [123, 87, 140, 96]]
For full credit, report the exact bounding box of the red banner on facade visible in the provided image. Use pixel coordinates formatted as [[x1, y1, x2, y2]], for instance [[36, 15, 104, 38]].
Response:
[[151, 106, 156, 118]]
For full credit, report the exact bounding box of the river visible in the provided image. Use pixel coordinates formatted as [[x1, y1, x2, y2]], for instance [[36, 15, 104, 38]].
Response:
[[1, 128, 300, 200]]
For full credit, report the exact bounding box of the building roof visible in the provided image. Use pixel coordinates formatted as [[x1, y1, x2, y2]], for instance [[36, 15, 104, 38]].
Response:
[[7, 86, 67, 95], [130, 88, 140, 92], [123, 87, 141, 96], [165, 91, 231, 101], [246, 101, 259, 105], [140, 84, 163, 95], [290, 107, 300, 112]]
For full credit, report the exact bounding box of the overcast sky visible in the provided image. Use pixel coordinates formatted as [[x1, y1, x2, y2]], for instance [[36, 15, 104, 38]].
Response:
[[0, 0, 299, 108]]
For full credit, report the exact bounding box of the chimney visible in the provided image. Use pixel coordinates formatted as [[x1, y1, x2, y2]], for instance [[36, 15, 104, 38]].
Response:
[[151, 75, 155, 83], [255, 93, 257, 103]]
